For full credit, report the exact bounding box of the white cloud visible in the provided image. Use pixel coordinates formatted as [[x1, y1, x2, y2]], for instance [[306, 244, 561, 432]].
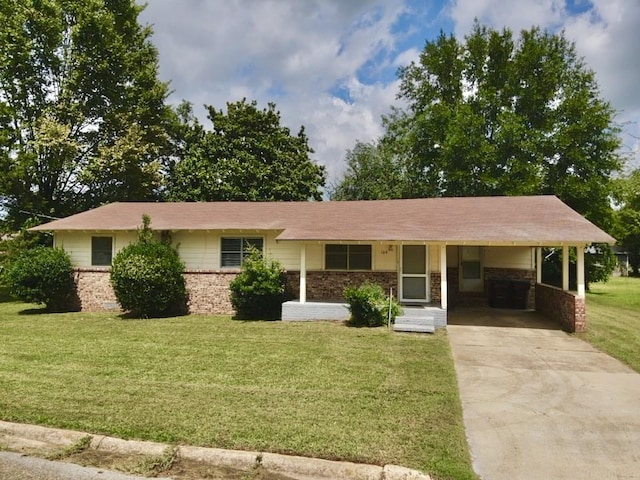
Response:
[[139, 0, 408, 186], [140, 0, 640, 189], [450, 0, 567, 35]]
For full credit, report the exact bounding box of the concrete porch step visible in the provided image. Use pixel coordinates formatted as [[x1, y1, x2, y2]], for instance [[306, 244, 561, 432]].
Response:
[[393, 312, 436, 333], [394, 315, 436, 324], [393, 322, 436, 333]]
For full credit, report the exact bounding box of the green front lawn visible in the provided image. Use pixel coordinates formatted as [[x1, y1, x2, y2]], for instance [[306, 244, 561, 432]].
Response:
[[0, 301, 475, 480], [583, 276, 640, 372]]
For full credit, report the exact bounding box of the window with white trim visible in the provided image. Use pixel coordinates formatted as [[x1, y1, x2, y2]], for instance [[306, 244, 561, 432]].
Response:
[[91, 236, 113, 266], [325, 244, 372, 270], [220, 237, 264, 267]]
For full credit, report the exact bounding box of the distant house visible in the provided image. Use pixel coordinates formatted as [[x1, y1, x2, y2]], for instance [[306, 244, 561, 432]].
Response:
[[31, 195, 614, 332]]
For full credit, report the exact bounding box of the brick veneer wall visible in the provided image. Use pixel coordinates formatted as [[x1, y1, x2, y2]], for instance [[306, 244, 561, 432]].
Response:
[[430, 272, 441, 304], [73, 269, 118, 311], [285, 271, 398, 301], [535, 283, 586, 332], [183, 271, 238, 314], [73, 269, 405, 314], [73, 268, 240, 315]]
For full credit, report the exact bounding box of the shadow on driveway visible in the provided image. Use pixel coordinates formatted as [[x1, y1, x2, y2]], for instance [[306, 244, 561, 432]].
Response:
[[448, 307, 561, 330]]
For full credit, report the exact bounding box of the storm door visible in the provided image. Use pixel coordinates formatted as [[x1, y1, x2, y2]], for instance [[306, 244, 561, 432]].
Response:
[[401, 245, 429, 302]]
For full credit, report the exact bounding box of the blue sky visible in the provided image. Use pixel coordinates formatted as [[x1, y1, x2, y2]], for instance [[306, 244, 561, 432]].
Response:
[[140, 0, 640, 187]]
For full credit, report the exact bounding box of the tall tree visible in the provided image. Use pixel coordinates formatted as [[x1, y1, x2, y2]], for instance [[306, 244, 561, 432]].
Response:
[[381, 23, 623, 228], [613, 170, 640, 275], [330, 140, 403, 200], [167, 99, 326, 202], [0, 0, 171, 229]]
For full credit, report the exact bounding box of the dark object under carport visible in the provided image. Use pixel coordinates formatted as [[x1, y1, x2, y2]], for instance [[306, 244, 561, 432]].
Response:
[[489, 279, 531, 309]]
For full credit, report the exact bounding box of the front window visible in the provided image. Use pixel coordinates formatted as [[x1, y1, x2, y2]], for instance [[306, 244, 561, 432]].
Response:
[[92, 236, 113, 266], [325, 244, 371, 270], [221, 237, 263, 267]]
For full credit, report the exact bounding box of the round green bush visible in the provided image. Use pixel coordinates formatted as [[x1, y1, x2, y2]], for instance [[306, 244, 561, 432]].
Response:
[[344, 282, 402, 327], [3, 246, 75, 312], [230, 249, 290, 320], [110, 241, 186, 318]]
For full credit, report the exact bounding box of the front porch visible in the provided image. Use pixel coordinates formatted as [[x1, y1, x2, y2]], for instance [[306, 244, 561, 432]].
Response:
[[281, 300, 445, 333], [283, 243, 589, 332]]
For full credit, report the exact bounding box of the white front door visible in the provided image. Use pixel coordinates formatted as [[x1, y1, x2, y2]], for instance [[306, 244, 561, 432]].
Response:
[[401, 245, 429, 302], [459, 246, 483, 292]]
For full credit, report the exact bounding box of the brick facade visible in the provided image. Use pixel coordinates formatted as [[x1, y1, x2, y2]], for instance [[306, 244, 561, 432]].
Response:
[[73, 269, 403, 315], [183, 271, 238, 314], [535, 283, 586, 332], [285, 271, 398, 301], [430, 272, 441, 304], [73, 269, 118, 311], [72, 268, 240, 315]]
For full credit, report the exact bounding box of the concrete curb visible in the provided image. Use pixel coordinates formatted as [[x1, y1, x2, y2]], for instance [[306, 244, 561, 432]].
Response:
[[0, 421, 431, 480]]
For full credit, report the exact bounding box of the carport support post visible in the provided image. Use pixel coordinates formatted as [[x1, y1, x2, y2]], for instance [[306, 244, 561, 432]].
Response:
[[562, 245, 569, 291], [577, 245, 585, 298], [440, 244, 447, 309], [300, 244, 306, 304], [536, 247, 542, 284]]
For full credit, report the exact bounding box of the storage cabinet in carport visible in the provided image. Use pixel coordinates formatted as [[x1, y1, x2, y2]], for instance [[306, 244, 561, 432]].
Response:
[[489, 279, 511, 308], [510, 280, 531, 309], [489, 279, 531, 309]]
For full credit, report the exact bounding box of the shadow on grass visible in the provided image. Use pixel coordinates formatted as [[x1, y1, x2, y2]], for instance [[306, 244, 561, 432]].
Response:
[[18, 306, 50, 315], [117, 310, 189, 321]]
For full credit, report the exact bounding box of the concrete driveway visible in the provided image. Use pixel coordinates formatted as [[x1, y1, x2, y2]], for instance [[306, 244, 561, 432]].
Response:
[[448, 308, 640, 480]]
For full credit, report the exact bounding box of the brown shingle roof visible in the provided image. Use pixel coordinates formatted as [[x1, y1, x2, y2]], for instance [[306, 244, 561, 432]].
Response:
[[30, 196, 615, 245]]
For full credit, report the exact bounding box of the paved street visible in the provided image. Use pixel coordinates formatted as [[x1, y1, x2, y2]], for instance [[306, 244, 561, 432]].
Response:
[[0, 452, 168, 480]]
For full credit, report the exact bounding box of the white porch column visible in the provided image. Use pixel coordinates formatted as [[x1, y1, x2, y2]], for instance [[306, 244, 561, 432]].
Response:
[[562, 245, 569, 291], [577, 245, 586, 298], [440, 244, 448, 310], [536, 247, 542, 284], [299, 244, 307, 304]]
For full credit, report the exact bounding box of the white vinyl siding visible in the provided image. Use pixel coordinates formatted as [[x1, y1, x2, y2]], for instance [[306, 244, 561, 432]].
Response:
[[484, 246, 533, 269]]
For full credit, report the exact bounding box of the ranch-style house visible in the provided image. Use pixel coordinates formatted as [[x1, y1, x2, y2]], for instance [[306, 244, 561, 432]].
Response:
[[31, 195, 615, 332]]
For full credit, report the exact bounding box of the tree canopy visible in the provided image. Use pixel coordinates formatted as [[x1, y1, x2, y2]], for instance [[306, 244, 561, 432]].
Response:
[[0, 0, 171, 229], [329, 140, 403, 201], [167, 99, 326, 202], [613, 170, 640, 275], [335, 23, 624, 229]]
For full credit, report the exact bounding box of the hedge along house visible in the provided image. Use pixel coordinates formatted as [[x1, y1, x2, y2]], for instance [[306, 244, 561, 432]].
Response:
[[31, 196, 614, 332]]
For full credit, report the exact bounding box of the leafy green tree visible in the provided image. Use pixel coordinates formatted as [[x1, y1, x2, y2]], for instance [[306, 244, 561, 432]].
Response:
[[110, 215, 186, 318], [329, 140, 404, 200], [383, 23, 622, 228], [167, 99, 326, 201], [613, 170, 640, 275], [0, 0, 171, 229], [3, 246, 74, 311]]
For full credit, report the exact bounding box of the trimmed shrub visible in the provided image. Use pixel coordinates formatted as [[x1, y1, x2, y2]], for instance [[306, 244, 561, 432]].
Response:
[[344, 282, 401, 327], [230, 248, 290, 320], [110, 216, 186, 318], [3, 246, 74, 311]]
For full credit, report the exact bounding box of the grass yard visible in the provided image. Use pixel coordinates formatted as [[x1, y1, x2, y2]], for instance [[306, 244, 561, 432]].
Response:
[[0, 300, 475, 480], [583, 276, 640, 372]]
